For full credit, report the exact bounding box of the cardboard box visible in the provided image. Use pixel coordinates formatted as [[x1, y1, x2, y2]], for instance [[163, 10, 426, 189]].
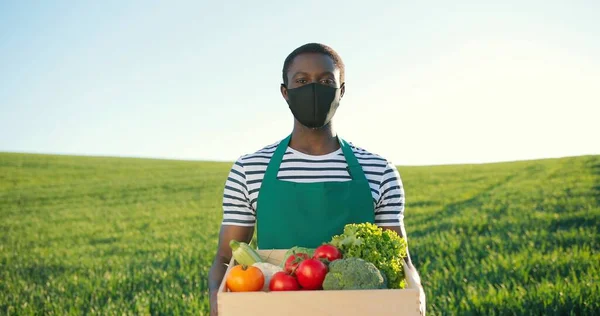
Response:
[[217, 250, 421, 316]]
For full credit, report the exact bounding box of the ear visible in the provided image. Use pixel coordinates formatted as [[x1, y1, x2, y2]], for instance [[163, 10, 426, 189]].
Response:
[[281, 84, 289, 101], [340, 82, 345, 98]]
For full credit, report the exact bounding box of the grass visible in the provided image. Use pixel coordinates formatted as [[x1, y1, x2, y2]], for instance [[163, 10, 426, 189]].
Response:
[[0, 152, 598, 315]]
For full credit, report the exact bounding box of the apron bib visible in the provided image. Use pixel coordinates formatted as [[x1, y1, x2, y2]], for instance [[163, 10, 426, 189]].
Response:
[[256, 134, 374, 249]]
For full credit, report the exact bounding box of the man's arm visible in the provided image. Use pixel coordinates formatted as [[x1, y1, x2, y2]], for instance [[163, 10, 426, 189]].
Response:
[[208, 225, 254, 315], [209, 157, 255, 316], [376, 161, 426, 315]]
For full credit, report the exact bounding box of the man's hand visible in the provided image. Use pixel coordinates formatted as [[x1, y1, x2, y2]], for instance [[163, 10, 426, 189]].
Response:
[[403, 260, 426, 316]]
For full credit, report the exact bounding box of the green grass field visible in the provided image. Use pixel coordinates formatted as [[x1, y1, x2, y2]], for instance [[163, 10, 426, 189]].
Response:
[[1, 152, 598, 315]]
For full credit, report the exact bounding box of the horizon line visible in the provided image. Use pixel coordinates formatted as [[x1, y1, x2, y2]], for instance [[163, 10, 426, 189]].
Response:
[[1, 150, 597, 168]]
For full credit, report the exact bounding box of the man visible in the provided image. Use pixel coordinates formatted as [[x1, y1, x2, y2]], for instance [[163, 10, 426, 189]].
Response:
[[208, 43, 425, 315]]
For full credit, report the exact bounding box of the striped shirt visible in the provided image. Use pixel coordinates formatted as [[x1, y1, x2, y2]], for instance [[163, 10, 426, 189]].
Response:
[[221, 139, 405, 228]]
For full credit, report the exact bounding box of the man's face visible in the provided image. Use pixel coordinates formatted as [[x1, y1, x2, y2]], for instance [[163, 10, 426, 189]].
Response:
[[281, 53, 345, 100]]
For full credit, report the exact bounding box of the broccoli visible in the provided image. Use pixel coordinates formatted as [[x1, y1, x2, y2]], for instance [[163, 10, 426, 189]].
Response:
[[329, 222, 408, 289], [322, 258, 387, 290]]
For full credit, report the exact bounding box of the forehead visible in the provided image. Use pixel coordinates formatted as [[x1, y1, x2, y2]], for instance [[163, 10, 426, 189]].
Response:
[[287, 53, 340, 78]]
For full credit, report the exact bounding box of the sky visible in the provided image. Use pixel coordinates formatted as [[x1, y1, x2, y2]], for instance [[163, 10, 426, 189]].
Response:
[[1, 0, 599, 166]]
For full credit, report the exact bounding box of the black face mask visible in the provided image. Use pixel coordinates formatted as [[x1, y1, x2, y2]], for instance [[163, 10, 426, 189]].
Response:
[[285, 83, 342, 129]]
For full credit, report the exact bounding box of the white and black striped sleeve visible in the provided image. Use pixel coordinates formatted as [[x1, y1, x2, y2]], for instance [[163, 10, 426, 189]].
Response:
[[221, 157, 256, 227], [374, 161, 405, 227]]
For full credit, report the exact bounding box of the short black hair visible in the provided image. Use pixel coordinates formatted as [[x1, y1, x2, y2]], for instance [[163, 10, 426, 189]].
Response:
[[282, 43, 345, 86]]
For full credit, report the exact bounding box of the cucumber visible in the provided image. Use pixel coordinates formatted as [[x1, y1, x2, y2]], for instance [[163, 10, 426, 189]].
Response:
[[229, 240, 263, 266]]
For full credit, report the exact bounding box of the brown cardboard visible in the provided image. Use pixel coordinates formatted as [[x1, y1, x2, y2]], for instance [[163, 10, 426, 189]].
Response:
[[218, 250, 421, 316]]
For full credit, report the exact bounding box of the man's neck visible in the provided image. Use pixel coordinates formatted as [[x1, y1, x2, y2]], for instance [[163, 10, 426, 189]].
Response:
[[289, 121, 340, 156]]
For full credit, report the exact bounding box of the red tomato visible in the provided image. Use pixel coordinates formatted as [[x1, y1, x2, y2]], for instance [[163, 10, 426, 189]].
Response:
[[295, 258, 328, 290], [269, 271, 300, 291], [313, 244, 343, 262], [284, 253, 310, 275]]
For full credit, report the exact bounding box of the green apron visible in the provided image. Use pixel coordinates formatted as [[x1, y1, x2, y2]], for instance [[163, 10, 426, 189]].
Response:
[[256, 134, 375, 249]]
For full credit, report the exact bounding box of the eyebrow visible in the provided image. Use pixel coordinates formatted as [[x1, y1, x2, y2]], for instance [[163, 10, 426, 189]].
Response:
[[291, 71, 336, 78], [291, 71, 309, 78]]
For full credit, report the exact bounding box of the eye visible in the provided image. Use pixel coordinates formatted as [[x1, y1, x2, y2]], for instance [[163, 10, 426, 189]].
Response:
[[321, 78, 335, 85], [296, 78, 308, 84]]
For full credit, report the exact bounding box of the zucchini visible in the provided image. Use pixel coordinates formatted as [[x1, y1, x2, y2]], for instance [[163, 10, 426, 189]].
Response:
[[229, 240, 263, 266]]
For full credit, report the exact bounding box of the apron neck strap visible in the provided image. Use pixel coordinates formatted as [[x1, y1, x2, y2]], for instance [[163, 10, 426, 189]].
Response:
[[337, 136, 362, 179], [262, 134, 292, 181]]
